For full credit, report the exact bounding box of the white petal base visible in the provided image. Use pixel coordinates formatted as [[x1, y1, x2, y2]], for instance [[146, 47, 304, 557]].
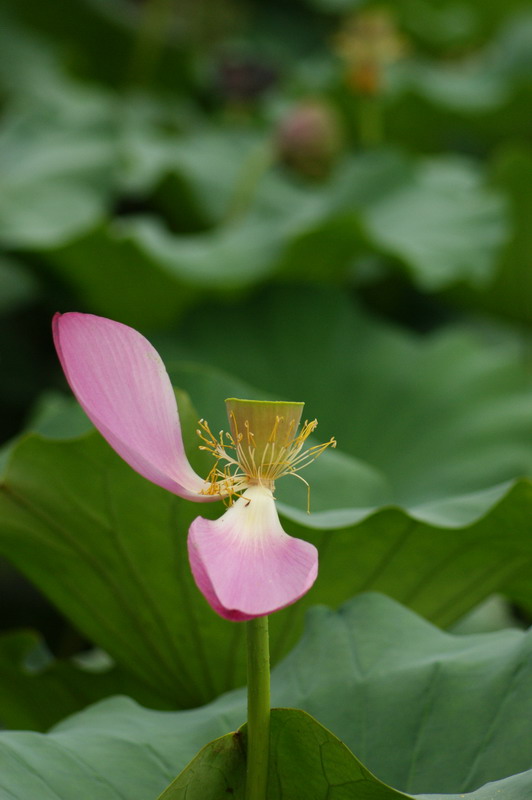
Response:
[[188, 486, 318, 621]]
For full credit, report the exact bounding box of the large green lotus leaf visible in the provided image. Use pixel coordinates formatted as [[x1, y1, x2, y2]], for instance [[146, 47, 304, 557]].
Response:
[[351, 154, 508, 290], [41, 159, 358, 325], [488, 10, 532, 81], [0, 393, 91, 476], [42, 214, 284, 328], [455, 146, 532, 328], [162, 707, 532, 800], [165, 365, 532, 633], [113, 125, 271, 228], [159, 710, 404, 800], [0, 14, 188, 260], [389, 60, 509, 113], [0, 12, 119, 249], [0, 9, 192, 184], [41, 147, 506, 327], [168, 148, 508, 292], [95, 215, 283, 290], [0, 106, 116, 249], [0, 630, 168, 731], [163, 286, 532, 508], [0, 10, 68, 102], [381, 10, 532, 114], [1, 595, 532, 799], [0, 431, 222, 709], [41, 223, 197, 330], [157, 132, 272, 227]]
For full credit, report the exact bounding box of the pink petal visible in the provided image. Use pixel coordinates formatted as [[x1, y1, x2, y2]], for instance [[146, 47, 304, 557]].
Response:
[[53, 312, 215, 502], [188, 486, 318, 620]]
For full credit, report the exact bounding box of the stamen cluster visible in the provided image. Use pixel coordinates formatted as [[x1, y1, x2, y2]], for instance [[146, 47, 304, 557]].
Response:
[[197, 412, 336, 504]]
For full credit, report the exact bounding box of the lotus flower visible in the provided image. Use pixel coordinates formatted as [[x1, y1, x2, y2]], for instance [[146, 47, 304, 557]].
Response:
[[53, 313, 335, 621]]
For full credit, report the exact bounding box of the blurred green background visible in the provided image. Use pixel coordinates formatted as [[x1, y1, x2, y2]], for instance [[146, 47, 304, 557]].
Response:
[[1, 0, 532, 696]]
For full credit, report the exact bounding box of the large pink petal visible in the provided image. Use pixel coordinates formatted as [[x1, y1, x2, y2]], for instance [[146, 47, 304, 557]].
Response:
[[188, 486, 318, 620], [53, 312, 216, 502]]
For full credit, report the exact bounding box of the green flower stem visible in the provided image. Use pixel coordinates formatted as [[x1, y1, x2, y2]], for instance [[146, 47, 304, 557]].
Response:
[[246, 615, 271, 800]]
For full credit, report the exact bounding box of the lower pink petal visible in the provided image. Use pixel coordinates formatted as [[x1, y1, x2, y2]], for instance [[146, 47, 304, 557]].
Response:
[[188, 486, 318, 620]]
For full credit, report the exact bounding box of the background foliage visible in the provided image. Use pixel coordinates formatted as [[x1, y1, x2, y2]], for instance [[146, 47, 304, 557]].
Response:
[[0, 0, 531, 797]]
